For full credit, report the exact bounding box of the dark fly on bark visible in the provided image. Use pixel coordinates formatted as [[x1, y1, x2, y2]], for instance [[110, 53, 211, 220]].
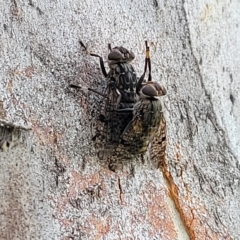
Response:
[[109, 41, 167, 170], [70, 41, 138, 159], [76, 41, 138, 109]]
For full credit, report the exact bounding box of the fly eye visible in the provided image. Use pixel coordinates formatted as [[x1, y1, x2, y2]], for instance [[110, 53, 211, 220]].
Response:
[[108, 50, 123, 60], [141, 84, 158, 97]]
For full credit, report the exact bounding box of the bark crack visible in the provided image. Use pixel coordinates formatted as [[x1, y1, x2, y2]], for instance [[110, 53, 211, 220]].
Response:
[[161, 162, 192, 240], [117, 176, 123, 204]]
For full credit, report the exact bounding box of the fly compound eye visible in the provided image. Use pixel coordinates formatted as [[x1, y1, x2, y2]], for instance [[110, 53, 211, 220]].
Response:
[[141, 84, 158, 97], [108, 50, 123, 61]]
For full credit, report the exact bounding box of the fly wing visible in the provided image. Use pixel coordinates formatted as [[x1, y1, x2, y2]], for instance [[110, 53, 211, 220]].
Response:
[[119, 114, 144, 152], [94, 83, 133, 160], [150, 113, 167, 169], [120, 116, 159, 155], [94, 61, 137, 162], [108, 111, 166, 171], [108, 98, 165, 170], [108, 111, 158, 171], [106, 114, 142, 170], [120, 99, 163, 155]]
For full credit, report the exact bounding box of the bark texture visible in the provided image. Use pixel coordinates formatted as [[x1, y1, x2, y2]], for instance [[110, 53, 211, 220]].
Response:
[[0, 0, 239, 239]]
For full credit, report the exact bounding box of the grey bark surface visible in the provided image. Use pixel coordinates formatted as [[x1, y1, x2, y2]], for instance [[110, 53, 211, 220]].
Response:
[[0, 0, 239, 239]]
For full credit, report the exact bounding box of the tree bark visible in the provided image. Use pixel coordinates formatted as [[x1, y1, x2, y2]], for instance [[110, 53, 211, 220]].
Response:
[[0, 0, 239, 239]]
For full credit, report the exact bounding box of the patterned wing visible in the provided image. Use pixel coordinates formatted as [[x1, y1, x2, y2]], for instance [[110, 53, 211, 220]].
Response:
[[119, 98, 163, 155], [93, 54, 138, 160], [150, 113, 167, 169], [94, 81, 133, 160], [107, 81, 166, 170]]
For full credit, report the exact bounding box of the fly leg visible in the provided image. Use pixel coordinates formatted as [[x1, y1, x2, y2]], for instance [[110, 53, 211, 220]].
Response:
[[79, 40, 108, 77]]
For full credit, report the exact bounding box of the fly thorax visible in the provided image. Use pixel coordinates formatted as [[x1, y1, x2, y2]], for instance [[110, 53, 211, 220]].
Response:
[[142, 100, 163, 127]]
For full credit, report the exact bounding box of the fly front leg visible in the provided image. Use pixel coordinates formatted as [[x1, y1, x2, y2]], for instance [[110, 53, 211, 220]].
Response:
[[79, 40, 108, 77], [136, 41, 152, 94]]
